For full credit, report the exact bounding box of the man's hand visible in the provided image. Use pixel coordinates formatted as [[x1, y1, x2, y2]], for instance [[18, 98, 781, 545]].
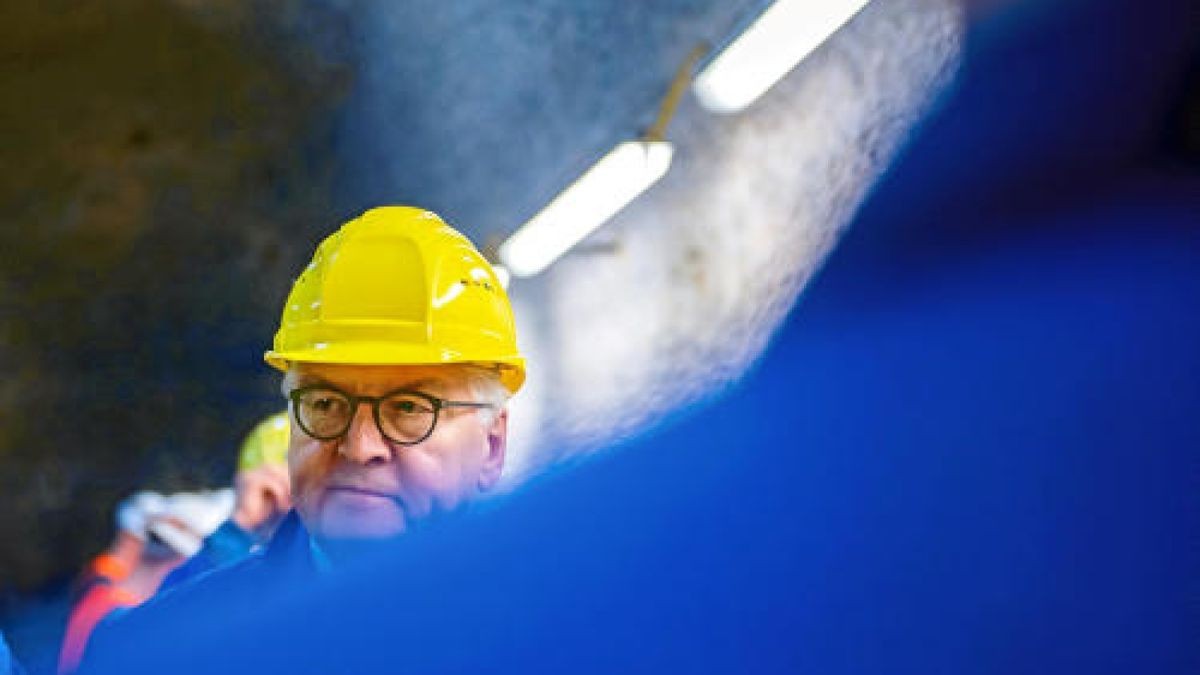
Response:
[[231, 464, 292, 535]]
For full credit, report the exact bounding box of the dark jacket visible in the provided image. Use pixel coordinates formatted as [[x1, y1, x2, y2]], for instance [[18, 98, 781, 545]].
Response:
[[157, 519, 259, 593]]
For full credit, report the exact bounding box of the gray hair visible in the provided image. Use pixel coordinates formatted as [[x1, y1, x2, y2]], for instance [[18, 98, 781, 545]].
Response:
[[460, 365, 510, 428]]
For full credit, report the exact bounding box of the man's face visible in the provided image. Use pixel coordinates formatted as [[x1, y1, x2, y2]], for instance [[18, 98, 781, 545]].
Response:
[[285, 362, 507, 540]]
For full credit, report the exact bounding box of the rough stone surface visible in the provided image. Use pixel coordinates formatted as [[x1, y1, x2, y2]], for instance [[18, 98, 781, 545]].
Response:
[[504, 0, 962, 480], [0, 0, 348, 591]]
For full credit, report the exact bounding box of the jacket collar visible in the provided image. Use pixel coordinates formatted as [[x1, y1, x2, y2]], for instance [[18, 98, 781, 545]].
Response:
[[263, 510, 318, 574]]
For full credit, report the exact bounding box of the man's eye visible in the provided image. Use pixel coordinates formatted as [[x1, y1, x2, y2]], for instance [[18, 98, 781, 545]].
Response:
[[387, 399, 429, 415], [310, 396, 341, 412]]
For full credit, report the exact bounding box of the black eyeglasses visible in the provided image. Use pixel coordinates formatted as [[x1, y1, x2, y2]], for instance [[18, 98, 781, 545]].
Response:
[[287, 385, 494, 446]]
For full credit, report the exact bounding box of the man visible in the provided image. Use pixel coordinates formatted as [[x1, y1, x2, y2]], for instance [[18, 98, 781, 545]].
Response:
[[82, 206, 524, 671], [69, 492, 166, 601], [264, 204, 523, 561], [157, 411, 292, 591], [60, 490, 230, 674]]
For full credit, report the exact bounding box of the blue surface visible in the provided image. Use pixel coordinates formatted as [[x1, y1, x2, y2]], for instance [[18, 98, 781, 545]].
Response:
[[85, 180, 1199, 674]]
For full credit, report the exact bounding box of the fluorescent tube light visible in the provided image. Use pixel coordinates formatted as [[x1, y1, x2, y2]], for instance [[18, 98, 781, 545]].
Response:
[[499, 141, 673, 277], [694, 0, 872, 113]]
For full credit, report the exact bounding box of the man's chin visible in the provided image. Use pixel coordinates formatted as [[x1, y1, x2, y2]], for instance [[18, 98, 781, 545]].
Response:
[[312, 493, 408, 540], [317, 515, 406, 540]]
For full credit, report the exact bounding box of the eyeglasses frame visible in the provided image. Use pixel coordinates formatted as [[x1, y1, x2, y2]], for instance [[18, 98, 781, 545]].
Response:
[[286, 384, 495, 447]]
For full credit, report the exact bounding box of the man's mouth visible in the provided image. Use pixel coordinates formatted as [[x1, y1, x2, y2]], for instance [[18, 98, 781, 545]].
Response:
[[324, 485, 403, 507]]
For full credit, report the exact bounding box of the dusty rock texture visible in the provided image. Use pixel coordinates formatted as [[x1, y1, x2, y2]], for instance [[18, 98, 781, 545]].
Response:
[[0, 0, 348, 592]]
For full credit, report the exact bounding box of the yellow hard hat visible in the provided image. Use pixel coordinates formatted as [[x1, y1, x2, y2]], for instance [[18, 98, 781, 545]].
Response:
[[265, 206, 525, 393], [237, 412, 290, 471]]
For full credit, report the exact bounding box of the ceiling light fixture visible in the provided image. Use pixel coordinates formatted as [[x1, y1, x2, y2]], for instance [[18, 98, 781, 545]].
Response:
[[693, 0, 872, 114], [498, 141, 673, 278], [499, 47, 707, 278]]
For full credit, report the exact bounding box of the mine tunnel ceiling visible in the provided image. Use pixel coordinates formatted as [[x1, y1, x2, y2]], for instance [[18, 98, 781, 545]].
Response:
[[333, 0, 777, 245], [329, 0, 1194, 254]]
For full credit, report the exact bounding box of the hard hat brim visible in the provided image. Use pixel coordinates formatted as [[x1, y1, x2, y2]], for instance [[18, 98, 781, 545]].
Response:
[[264, 345, 526, 394]]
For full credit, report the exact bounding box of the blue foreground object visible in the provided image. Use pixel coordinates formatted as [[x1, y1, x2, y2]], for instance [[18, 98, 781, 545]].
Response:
[[82, 197, 1199, 673], [2, 630, 26, 675]]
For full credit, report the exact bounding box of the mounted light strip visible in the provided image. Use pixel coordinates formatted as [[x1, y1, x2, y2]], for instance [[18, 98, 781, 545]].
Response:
[[694, 0, 872, 113], [499, 140, 673, 278]]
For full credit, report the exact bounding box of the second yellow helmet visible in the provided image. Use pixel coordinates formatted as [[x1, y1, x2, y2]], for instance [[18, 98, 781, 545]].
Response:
[[237, 412, 290, 471]]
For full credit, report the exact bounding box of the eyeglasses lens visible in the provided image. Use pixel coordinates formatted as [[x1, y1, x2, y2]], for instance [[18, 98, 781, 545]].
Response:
[[296, 389, 353, 439], [378, 392, 436, 443]]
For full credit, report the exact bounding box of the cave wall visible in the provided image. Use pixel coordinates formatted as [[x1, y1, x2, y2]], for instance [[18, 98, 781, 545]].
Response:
[[0, 0, 347, 591]]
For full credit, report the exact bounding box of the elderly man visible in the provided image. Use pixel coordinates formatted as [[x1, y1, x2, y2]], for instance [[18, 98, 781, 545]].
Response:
[[82, 206, 523, 671], [156, 411, 293, 593], [266, 205, 522, 561]]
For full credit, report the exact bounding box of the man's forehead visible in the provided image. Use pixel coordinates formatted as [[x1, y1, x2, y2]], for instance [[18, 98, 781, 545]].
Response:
[[288, 363, 473, 392]]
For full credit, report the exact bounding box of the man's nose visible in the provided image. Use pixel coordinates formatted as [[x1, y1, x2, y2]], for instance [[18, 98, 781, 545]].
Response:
[[338, 402, 392, 466]]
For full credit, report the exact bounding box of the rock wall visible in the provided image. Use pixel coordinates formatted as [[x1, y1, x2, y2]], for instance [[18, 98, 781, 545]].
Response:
[[0, 0, 347, 591]]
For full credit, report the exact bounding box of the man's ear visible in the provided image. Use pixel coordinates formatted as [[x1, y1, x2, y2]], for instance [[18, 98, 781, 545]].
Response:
[[477, 408, 508, 491]]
